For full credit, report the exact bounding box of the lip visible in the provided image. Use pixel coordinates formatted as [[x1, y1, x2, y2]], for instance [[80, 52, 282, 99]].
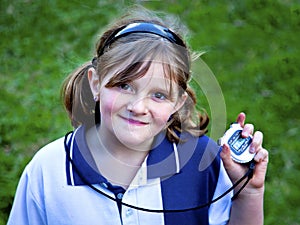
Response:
[[120, 116, 149, 126]]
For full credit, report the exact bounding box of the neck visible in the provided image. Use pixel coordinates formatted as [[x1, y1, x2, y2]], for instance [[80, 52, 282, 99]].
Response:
[[100, 126, 151, 164], [86, 126, 151, 188]]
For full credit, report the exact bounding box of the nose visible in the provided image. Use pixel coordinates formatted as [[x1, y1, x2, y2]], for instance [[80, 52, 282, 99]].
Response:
[[126, 97, 149, 115]]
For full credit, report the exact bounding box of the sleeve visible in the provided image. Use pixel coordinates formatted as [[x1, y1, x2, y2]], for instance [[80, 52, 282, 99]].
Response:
[[208, 160, 233, 225], [7, 166, 47, 225]]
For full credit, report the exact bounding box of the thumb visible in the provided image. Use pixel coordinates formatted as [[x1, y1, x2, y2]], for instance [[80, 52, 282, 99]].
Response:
[[220, 144, 234, 171], [220, 144, 245, 182]]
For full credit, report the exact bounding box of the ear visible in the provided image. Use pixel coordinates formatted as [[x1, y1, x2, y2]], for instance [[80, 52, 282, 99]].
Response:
[[87, 67, 100, 99], [172, 92, 188, 114]]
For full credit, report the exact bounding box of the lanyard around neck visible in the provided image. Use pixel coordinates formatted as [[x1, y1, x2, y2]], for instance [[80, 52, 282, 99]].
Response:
[[64, 131, 255, 213]]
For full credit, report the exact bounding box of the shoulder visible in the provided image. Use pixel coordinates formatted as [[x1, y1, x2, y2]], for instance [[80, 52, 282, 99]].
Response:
[[30, 137, 65, 163], [24, 137, 66, 176], [178, 133, 221, 166]]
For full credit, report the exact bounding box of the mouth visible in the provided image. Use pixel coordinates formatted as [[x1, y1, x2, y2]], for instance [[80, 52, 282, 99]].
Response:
[[120, 116, 149, 126]]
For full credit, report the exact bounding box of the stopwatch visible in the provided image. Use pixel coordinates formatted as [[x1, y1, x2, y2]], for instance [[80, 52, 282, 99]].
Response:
[[218, 123, 255, 163]]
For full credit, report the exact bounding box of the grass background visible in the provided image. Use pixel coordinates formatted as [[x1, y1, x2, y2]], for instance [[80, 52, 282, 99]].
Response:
[[0, 0, 299, 224]]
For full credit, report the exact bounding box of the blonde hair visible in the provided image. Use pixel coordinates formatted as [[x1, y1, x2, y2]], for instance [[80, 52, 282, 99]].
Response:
[[61, 7, 209, 143]]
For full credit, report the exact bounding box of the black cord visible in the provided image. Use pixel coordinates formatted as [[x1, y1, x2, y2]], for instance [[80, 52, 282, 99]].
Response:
[[64, 131, 255, 213]]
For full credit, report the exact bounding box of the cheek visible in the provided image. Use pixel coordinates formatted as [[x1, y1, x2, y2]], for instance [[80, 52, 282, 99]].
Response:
[[99, 90, 120, 117], [152, 105, 175, 125]]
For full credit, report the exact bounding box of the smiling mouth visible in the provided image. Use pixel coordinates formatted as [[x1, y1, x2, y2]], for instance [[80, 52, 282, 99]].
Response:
[[121, 116, 149, 126]]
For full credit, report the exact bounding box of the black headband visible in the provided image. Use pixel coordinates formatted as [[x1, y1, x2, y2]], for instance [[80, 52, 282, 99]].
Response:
[[97, 22, 185, 56]]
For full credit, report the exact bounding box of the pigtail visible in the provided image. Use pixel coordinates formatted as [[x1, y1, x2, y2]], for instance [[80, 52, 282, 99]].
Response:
[[61, 62, 95, 128], [167, 85, 209, 143]]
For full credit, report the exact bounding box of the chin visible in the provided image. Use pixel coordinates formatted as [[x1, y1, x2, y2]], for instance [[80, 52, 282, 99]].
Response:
[[117, 135, 153, 151]]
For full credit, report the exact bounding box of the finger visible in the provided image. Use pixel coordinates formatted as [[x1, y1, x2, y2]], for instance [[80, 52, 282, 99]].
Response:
[[241, 123, 254, 138], [250, 131, 263, 153], [236, 112, 246, 127], [221, 144, 248, 183], [253, 147, 269, 163], [251, 148, 269, 188]]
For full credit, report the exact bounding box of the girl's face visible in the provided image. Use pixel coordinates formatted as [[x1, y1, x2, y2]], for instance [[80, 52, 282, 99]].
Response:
[[89, 62, 186, 150]]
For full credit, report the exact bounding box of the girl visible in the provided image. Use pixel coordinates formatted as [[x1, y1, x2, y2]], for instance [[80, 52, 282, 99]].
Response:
[[8, 8, 268, 225]]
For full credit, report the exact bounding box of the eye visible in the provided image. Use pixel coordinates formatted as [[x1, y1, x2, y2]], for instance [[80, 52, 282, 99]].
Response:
[[153, 92, 167, 100], [119, 83, 134, 93]]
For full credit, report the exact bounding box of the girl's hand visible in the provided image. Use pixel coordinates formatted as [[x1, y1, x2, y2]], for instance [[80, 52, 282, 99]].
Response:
[[220, 112, 269, 194]]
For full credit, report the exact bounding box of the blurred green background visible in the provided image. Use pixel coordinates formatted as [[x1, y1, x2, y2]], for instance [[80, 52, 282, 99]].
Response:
[[0, 0, 299, 224]]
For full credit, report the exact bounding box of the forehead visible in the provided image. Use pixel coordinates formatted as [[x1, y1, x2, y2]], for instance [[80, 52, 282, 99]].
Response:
[[136, 62, 175, 89], [142, 61, 170, 79]]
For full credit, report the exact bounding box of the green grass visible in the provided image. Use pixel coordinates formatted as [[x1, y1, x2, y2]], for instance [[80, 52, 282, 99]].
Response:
[[1, 0, 299, 224]]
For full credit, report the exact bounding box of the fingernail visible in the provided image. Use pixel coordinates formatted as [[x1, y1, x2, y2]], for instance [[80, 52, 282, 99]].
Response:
[[250, 146, 255, 153]]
